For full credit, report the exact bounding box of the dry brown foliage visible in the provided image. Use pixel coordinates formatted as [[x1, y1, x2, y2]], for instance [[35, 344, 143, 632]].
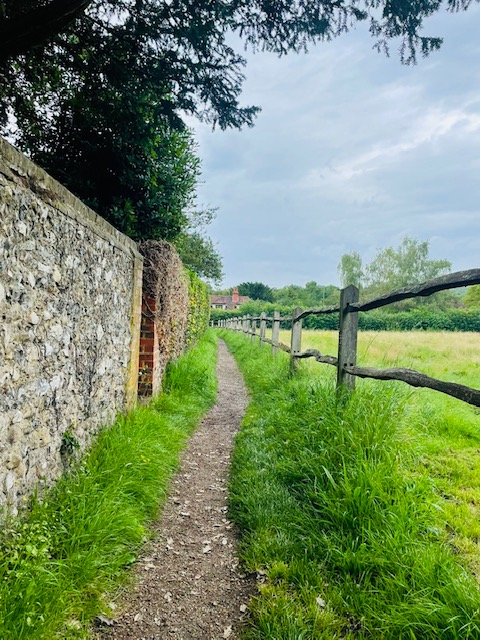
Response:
[[139, 239, 190, 372]]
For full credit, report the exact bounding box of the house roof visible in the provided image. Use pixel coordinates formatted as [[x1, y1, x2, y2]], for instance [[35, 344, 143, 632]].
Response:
[[209, 294, 250, 307]]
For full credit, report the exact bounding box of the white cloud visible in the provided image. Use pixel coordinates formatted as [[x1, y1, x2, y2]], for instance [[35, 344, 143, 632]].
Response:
[[191, 7, 480, 287]]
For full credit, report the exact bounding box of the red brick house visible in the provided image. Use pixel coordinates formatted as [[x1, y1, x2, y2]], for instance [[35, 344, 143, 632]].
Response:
[[210, 287, 250, 310]]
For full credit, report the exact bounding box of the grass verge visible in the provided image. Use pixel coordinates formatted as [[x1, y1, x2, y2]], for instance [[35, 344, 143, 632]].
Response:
[[289, 329, 480, 580], [220, 330, 480, 639], [0, 330, 217, 639]]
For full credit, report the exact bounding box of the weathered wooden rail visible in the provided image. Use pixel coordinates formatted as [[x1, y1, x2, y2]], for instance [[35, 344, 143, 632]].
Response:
[[213, 269, 480, 408]]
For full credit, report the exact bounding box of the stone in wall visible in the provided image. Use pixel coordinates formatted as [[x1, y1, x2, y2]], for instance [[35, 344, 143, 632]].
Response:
[[0, 138, 143, 512]]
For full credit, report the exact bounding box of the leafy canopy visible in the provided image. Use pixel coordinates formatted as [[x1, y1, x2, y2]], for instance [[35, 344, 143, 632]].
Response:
[[2, 0, 476, 138], [364, 237, 452, 293], [338, 237, 456, 310], [338, 252, 363, 289], [0, 0, 476, 244], [273, 281, 339, 308], [174, 209, 224, 284], [464, 285, 480, 308], [238, 282, 274, 302]]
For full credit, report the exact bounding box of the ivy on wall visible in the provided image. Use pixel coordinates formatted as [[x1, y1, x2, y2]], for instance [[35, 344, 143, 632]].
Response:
[[186, 269, 210, 349]]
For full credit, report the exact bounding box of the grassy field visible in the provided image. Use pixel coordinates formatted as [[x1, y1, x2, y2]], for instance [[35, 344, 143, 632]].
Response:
[[282, 329, 480, 576], [222, 328, 480, 639], [279, 329, 479, 388]]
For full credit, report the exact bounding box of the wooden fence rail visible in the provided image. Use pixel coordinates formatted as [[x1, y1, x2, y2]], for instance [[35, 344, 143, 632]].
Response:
[[212, 268, 480, 408]]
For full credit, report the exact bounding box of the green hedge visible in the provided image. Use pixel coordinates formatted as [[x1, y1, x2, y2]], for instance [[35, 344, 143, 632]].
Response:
[[211, 307, 480, 332], [358, 308, 480, 332], [185, 270, 210, 347]]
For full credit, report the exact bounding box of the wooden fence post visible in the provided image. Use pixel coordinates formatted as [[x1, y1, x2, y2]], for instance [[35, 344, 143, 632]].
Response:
[[272, 310, 280, 354], [260, 312, 266, 343], [290, 307, 303, 373], [337, 285, 359, 389], [251, 317, 257, 343]]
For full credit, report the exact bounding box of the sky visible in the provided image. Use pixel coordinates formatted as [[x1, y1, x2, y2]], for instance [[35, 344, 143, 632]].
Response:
[[187, 5, 480, 289]]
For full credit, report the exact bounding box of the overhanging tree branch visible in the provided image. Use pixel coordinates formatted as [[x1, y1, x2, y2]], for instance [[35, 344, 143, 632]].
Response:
[[0, 0, 94, 61]]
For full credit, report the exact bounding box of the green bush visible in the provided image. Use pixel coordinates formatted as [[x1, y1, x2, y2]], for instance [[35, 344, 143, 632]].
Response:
[[185, 269, 210, 348], [359, 308, 480, 332]]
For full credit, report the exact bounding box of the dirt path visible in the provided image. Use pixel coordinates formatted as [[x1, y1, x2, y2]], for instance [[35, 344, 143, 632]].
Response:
[[96, 339, 256, 640]]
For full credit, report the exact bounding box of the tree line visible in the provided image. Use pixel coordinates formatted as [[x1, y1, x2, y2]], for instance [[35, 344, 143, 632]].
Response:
[[213, 237, 480, 311]]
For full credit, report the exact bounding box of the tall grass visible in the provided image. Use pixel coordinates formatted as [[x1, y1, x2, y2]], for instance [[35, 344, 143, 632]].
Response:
[[291, 329, 480, 578], [281, 329, 480, 389], [221, 330, 480, 639], [0, 331, 217, 639]]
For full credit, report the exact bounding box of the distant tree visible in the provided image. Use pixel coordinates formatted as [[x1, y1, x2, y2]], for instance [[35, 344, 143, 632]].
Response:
[[364, 237, 451, 295], [464, 285, 480, 308], [340, 237, 454, 311], [272, 284, 305, 307], [338, 252, 363, 289], [301, 281, 339, 307], [210, 287, 231, 296], [273, 282, 339, 308], [238, 282, 274, 302]]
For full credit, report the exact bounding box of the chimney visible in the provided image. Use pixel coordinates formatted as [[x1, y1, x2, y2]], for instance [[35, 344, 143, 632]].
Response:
[[232, 287, 239, 304]]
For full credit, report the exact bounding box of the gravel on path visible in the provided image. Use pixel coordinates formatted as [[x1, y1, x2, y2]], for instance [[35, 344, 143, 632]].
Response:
[[96, 339, 256, 640]]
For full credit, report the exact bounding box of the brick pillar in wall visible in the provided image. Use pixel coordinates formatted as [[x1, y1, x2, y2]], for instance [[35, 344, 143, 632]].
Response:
[[138, 295, 160, 396]]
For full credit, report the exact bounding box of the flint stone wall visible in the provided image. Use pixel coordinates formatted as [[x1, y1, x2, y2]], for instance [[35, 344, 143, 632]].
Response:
[[0, 138, 143, 512]]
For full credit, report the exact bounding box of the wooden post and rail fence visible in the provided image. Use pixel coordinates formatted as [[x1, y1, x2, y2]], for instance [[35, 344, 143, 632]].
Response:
[[212, 268, 480, 408]]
